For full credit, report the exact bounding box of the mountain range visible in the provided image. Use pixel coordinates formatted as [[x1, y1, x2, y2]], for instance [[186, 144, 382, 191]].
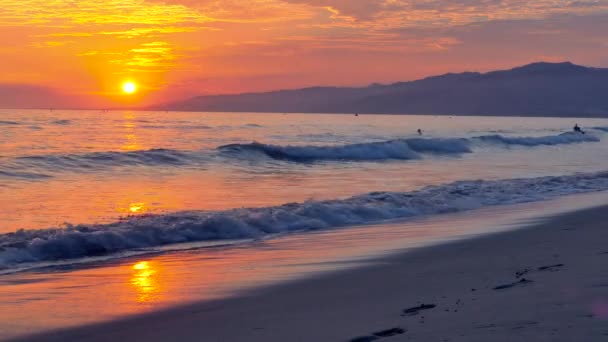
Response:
[[154, 62, 608, 117]]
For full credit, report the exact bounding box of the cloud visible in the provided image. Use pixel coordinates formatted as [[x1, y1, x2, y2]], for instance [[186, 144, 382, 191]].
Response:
[[285, 0, 384, 20], [284, 0, 608, 26], [146, 0, 315, 23], [99, 26, 202, 39], [31, 41, 73, 48], [0, 0, 207, 27]]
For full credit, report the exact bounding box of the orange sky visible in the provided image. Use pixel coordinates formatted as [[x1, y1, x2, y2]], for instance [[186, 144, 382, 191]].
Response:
[[1, 0, 608, 108]]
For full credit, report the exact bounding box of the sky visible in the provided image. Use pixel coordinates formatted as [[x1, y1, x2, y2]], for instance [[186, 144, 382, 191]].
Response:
[[1, 0, 608, 108]]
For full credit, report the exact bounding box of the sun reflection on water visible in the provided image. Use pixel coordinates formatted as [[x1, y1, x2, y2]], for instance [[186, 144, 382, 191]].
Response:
[[129, 202, 146, 214], [116, 201, 150, 216], [130, 261, 162, 304], [121, 112, 141, 151]]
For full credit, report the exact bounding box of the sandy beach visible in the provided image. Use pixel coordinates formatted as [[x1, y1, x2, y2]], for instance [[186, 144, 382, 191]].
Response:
[[10, 204, 608, 342]]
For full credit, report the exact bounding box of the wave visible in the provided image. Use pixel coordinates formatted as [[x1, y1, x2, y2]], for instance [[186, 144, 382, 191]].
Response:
[[0, 132, 602, 179], [137, 124, 262, 130], [592, 126, 608, 132], [2, 171, 608, 268], [51, 119, 71, 125], [473, 132, 599, 146], [219, 138, 471, 162], [1, 149, 208, 176], [0, 120, 19, 125], [219, 131, 599, 163], [404, 138, 472, 154], [0, 170, 52, 180], [140, 124, 212, 130]]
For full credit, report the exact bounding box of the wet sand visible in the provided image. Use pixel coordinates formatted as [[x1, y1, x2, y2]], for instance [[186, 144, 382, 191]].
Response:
[[12, 205, 608, 342]]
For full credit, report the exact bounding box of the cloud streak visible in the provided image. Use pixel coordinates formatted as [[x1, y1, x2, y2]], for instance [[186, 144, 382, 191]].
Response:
[[0, 0, 207, 26], [286, 0, 608, 25]]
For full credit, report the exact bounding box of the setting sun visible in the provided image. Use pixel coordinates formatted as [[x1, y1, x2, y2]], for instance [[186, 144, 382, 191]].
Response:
[[122, 81, 137, 94]]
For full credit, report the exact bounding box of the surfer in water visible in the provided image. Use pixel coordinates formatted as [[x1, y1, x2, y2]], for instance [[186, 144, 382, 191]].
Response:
[[417, 129, 423, 135], [573, 123, 585, 134]]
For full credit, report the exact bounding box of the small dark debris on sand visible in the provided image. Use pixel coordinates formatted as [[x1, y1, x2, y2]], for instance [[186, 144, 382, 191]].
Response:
[[403, 304, 437, 315], [493, 278, 534, 290], [516, 264, 563, 278], [515, 269, 530, 278], [349, 328, 405, 342], [373, 328, 406, 337], [511, 320, 539, 329], [538, 264, 564, 271], [350, 336, 379, 342]]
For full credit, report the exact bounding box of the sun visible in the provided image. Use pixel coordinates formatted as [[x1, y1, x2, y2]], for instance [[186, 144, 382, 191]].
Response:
[[122, 81, 137, 94]]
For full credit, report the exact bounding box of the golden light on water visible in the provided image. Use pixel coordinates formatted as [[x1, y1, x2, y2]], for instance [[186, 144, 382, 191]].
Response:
[[120, 112, 142, 151], [122, 81, 137, 94], [133, 261, 149, 270], [131, 261, 161, 303], [129, 202, 146, 213]]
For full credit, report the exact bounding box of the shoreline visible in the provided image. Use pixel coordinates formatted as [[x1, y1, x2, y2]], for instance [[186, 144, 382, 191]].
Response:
[[11, 204, 608, 342]]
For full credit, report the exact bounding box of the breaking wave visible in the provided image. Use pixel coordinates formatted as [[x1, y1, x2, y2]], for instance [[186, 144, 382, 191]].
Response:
[[219, 132, 599, 162], [219, 138, 471, 162], [473, 132, 599, 146], [2, 171, 608, 268]]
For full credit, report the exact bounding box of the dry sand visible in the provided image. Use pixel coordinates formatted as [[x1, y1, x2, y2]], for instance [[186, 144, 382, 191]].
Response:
[[12, 205, 608, 342]]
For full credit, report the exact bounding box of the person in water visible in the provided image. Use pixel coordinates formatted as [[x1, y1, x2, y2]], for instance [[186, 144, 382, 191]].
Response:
[[573, 123, 585, 134], [417, 129, 423, 135]]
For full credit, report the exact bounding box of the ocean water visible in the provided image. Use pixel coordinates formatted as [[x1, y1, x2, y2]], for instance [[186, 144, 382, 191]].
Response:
[[1, 109, 608, 338], [1, 110, 608, 270]]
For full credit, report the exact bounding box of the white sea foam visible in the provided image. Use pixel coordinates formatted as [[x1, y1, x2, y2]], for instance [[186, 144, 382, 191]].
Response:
[[2, 171, 608, 268], [473, 132, 599, 146]]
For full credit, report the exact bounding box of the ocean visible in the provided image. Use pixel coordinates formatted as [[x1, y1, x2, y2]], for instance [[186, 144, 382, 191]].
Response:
[[1, 109, 608, 338]]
